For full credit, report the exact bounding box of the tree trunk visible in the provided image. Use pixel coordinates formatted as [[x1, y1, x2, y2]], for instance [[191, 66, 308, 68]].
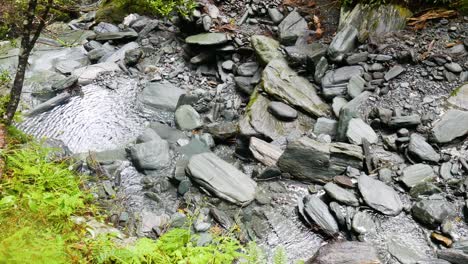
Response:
[[4, 50, 30, 125]]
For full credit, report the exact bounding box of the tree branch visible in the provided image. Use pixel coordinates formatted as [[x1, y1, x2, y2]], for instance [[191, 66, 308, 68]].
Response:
[[28, 0, 54, 52]]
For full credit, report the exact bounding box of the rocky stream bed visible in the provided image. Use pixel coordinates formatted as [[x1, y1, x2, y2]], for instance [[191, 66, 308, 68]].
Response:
[[1, 1, 468, 263]]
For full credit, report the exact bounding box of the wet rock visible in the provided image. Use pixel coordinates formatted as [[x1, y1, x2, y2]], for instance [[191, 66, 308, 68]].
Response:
[[187, 153, 257, 205], [324, 182, 359, 206], [412, 199, 456, 228], [347, 75, 366, 98], [72, 62, 121, 85], [129, 139, 170, 171], [384, 65, 405, 81], [234, 76, 254, 95], [268, 101, 298, 121], [95, 30, 138, 41], [262, 59, 330, 117], [306, 241, 381, 264], [51, 75, 78, 91], [268, 8, 284, 24], [328, 24, 359, 62], [346, 118, 378, 145], [124, 48, 143, 66], [408, 134, 439, 163], [185, 33, 228, 45], [87, 48, 109, 62], [139, 82, 185, 112], [278, 11, 308, 45], [205, 122, 238, 141], [249, 137, 283, 167], [437, 249, 468, 264], [448, 84, 468, 110], [358, 174, 403, 216], [401, 164, 435, 188], [25, 92, 72, 116], [250, 35, 283, 64], [299, 195, 339, 236], [387, 236, 425, 264], [175, 105, 203, 130], [388, 114, 421, 128], [410, 182, 442, 198], [431, 110, 468, 143], [336, 92, 371, 141], [314, 118, 337, 138], [352, 211, 376, 234], [445, 62, 463, 73]]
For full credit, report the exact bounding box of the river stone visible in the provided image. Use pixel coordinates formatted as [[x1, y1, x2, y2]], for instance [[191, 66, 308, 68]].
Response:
[[129, 139, 170, 171], [346, 118, 378, 145], [322, 66, 364, 87], [250, 35, 283, 65], [352, 211, 376, 234], [448, 84, 468, 110], [332, 97, 348, 117], [136, 127, 162, 143], [124, 48, 143, 66], [139, 211, 169, 233], [205, 122, 238, 141], [95, 30, 138, 41], [314, 118, 337, 137], [175, 105, 202, 130], [234, 76, 254, 95], [437, 249, 468, 264], [409, 182, 442, 198], [314, 56, 329, 84], [336, 91, 371, 141], [408, 133, 439, 162], [306, 241, 381, 264], [87, 48, 109, 62], [328, 24, 359, 62], [139, 82, 185, 112], [187, 153, 257, 206], [25, 92, 72, 116], [185, 33, 228, 45], [262, 59, 330, 117], [388, 114, 421, 128], [299, 195, 339, 236], [401, 164, 435, 188], [72, 62, 121, 85], [358, 174, 402, 216], [268, 8, 284, 24], [347, 75, 366, 98], [237, 62, 259, 76], [249, 137, 283, 167], [387, 236, 425, 264], [267, 101, 298, 121], [324, 182, 359, 206], [148, 122, 188, 144], [94, 22, 120, 33], [445, 62, 463, 73], [52, 75, 78, 91], [278, 11, 308, 45], [412, 199, 456, 228], [346, 52, 369, 65], [284, 42, 327, 68], [431, 109, 468, 143], [102, 42, 140, 63], [384, 65, 405, 81]]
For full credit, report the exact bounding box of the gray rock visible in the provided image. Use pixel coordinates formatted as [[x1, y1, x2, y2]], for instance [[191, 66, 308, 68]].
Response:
[[328, 24, 359, 62], [175, 105, 202, 130], [124, 48, 143, 66], [437, 249, 468, 264], [139, 211, 169, 233], [388, 114, 421, 128], [95, 30, 138, 41], [332, 97, 348, 117], [401, 164, 435, 188], [51, 75, 78, 91], [314, 56, 329, 83], [234, 76, 254, 95], [336, 92, 371, 141], [352, 211, 376, 234], [267, 101, 298, 121], [262, 59, 330, 117], [431, 110, 468, 143], [412, 199, 456, 228], [87, 48, 109, 62], [210, 208, 233, 229], [136, 127, 162, 143], [278, 11, 308, 45], [185, 33, 228, 45], [187, 153, 257, 205], [139, 82, 185, 112], [322, 66, 364, 87], [249, 137, 283, 167], [384, 65, 405, 81], [358, 174, 402, 216], [347, 75, 366, 98], [306, 241, 381, 264], [138, 20, 159, 38], [205, 122, 238, 141], [346, 52, 369, 65], [324, 182, 359, 206], [453, 240, 468, 253], [25, 92, 72, 116], [408, 133, 439, 163], [314, 118, 338, 137], [102, 42, 140, 63], [179, 138, 210, 157], [460, 72, 468, 82], [148, 122, 188, 144], [346, 118, 378, 145], [129, 139, 170, 171], [445, 62, 463, 73], [84, 40, 102, 51], [237, 62, 259, 76], [448, 83, 468, 110], [299, 195, 339, 236], [72, 62, 121, 85], [221, 60, 234, 71], [387, 236, 425, 264], [94, 22, 120, 33], [417, 259, 451, 264], [251, 35, 283, 64], [202, 15, 212, 31], [379, 168, 393, 183], [268, 8, 284, 24], [284, 43, 327, 68], [439, 162, 453, 180], [409, 182, 442, 198]]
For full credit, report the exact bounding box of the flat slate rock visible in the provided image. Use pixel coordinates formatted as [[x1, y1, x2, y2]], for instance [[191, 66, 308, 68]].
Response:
[[412, 199, 456, 228], [358, 174, 403, 216], [249, 137, 283, 167], [129, 139, 170, 171], [95, 30, 138, 41], [299, 195, 339, 236], [328, 24, 359, 62], [408, 133, 439, 163], [267, 101, 298, 121], [175, 105, 203, 130], [438, 249, 468, 264], [185, 33, 228, 45], [250, 35, 283, 65], [324, 182, 359, 206], [385, 65, 405, 81], [346, 118, 378, 145], [306, 241, 381, 264], [278, 11, 308, 45], [448, 84, 468, 110], [431, 109, 468, 143], [401, 164, 435, 188], [187, 153, 257, 205], [139, 82, 185, 112], [72, 62, 121, 85]]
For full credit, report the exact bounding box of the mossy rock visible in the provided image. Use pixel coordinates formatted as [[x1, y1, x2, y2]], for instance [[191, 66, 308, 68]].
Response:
[[96, 1, 130, 23]]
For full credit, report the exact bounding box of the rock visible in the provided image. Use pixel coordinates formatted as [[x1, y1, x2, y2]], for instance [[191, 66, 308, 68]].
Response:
[[139, 211, 169, 233], [124, 48, 143, 66], [401, 164, 435, 188], [448, 84, 468, 110], [328, 24, 359, 62], [234, 76, 254, 95], [237, 62, 259, 76], [332, 97, 348, 117], [210, 208, 233, 229], [346, 52, 369, 65], [408, 134, 439, 163], [84, 40, 102, 51], [139, 82, 185, 112], [267, 101, 298, 121], [129, 139, 170, 171], [185, 33, 228, 45], [431, 233, 453, 247], [352, 211, 376, 234], [445, 62, 463, 73], [268, 8, 284, 24], [148, 122, 188, 144], [249, 137, 283, 166], [358, 174, 402, 216], [431, 110, 468, 143], [278, 11, 308, 45], [72, 62, 121, 85], [384, 65, 405, 81], [322, 66, 364, 99], [347, 75, 366, 98], [299, 195, 339, 236], [306, 241, 381, 264], [314, 118, 337, 137], [25, 93, 72, 116], [250, 35, 283, 65], [324, 182, 359, 206], [388, 115, 421, 128], [138, 20, 159, 38], [136, 127, 162, 143], [387, 236, 425, 264], [51, 75, 78, 91], [437, 249, 468, 264], [346, 118, 378, 145], [339, 4, 412, 42], [412, 199, 456, 228], [175, 105, 203, 130], [378, 168, 393, 183], [179, 138, 210, 157], [95, 30, 138, 41], [205, 122, 238, 141], [87, 48, 109, 62], [187, 153, 257, 205], [278, 137, 363, 183], [410, 182, 442, 198], [314, 56, 329, 83], [336, 92, 371, 141], [102, 42, 140, 63], [221, 60, 234, 71], [93, 22, 120, 33], [262, 59, 330, 117], [284, 43, 327, 68]]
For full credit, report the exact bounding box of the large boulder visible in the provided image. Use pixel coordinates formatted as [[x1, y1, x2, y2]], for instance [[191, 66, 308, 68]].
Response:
[[306, 241, 381, 264], [129, 139, 171, 171], [139, 82, 185, 112], [358, 174, 403, 216], [262, 59, 330, 117], [187, 153, 257, 206], [430, 109, 468, 143], [250, 35, 283, 65]]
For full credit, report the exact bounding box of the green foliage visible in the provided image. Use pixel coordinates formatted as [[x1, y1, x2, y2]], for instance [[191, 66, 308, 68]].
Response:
[[0, 70, 10, 87], [273, 247, 288, 264]]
